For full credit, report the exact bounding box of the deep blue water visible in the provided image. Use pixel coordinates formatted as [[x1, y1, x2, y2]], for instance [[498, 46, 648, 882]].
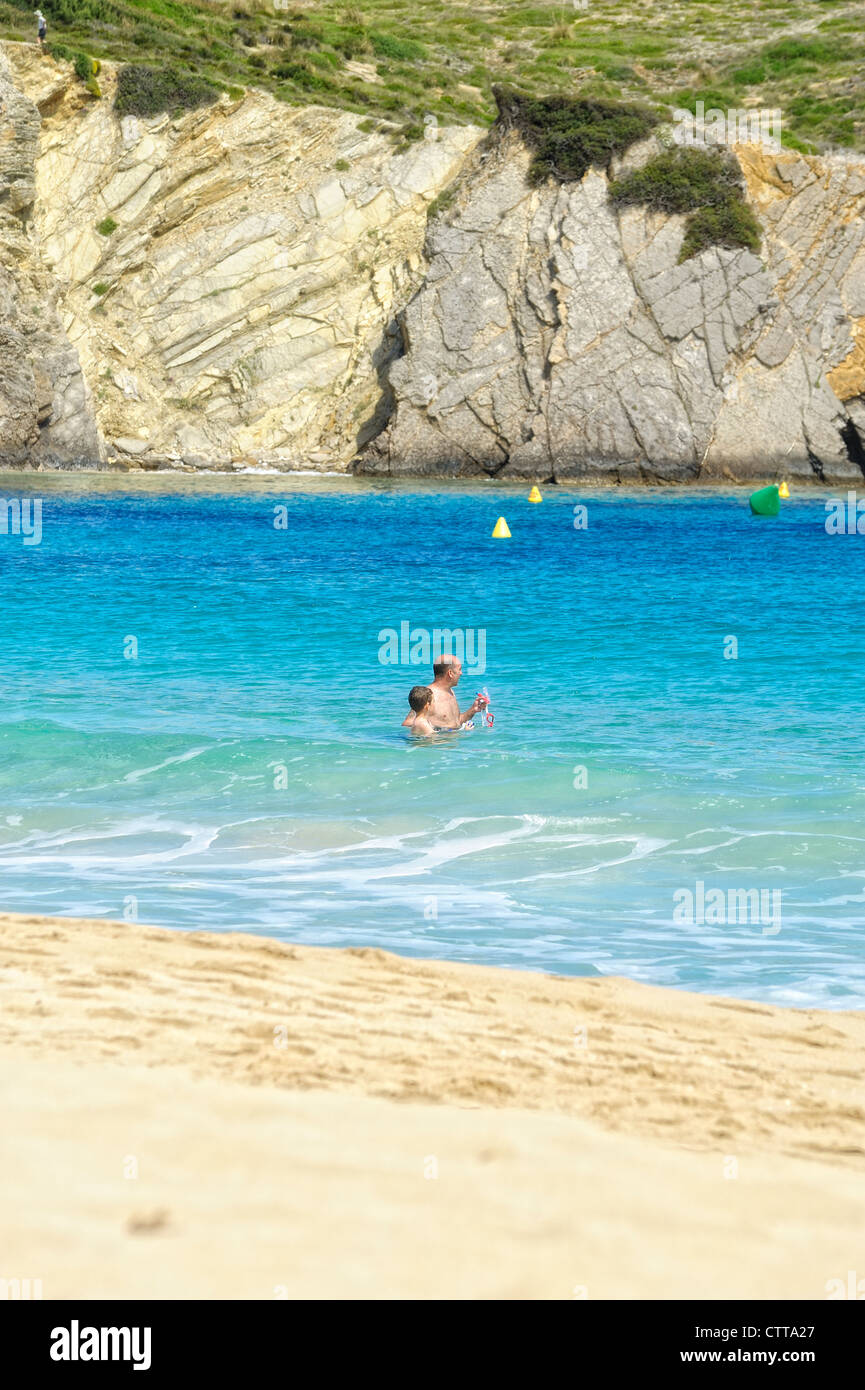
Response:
[[1, 473, 863, 1007]]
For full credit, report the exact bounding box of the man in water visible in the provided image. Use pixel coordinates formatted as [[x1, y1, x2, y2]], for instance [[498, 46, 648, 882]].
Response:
[[402, 654, 485, 730]]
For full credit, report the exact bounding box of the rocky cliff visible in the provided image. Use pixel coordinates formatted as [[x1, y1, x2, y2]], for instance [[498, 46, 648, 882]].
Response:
[[0, 49, 99, 467], [367, 131, 865, 484], [1, 41, 864, 481], [1, 42, 480, 471]]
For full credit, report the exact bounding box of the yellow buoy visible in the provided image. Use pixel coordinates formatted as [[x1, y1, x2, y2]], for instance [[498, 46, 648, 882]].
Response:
[[527, 485, 542, 503], [779, 480, 790, 499], [492, 516, 511, 538]]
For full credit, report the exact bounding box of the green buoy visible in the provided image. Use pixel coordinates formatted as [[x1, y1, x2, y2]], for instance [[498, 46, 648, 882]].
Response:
[[749, 484, 780, 517]]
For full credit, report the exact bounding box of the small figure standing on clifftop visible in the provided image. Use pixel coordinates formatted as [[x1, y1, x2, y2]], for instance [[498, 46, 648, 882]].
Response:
[[35, 10, 47, 51]]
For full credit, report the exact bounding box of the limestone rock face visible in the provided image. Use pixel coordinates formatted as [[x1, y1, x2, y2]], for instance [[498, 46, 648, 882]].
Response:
[[5, 43, 480, 470], [0, 49, 99, 467], [2, 39, 864, 480], [366, 133, 865, 484]]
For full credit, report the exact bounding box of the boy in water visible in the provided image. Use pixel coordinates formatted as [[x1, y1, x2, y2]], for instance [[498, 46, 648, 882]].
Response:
[[405, 685, 436, 736], [402, 655, 486, 730]]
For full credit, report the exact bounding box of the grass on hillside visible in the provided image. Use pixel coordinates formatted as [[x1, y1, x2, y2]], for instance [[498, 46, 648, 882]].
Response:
[[0, 0, 861, 154]]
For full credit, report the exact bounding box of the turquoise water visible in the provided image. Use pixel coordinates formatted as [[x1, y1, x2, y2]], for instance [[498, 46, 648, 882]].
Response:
[[1, 473, 863, 1008]]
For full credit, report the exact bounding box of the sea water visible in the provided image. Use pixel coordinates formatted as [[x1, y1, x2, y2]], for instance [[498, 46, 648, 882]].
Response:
[[0, 472, 863, 1008]]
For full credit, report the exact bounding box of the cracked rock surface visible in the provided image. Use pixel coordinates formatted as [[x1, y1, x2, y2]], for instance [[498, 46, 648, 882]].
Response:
[[365, 133, 865, 484], [0, 48, 99, 467], [2, 41, 864, 480], [4, 42, 480, 470]]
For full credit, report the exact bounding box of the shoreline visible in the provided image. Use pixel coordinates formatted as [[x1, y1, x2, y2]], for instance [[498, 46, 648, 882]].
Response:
[[2, 912, 863, 1298], [0, 466, 844, 493]]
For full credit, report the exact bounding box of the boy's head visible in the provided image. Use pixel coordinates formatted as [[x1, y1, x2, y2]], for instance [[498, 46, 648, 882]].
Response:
[[409, 685, 433, 715]]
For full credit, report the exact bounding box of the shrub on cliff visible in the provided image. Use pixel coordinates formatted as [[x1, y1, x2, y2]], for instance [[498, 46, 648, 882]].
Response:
[[608, 147, 761, 262], [74, 52, 94, 83], [71, 52, 101, 97], [114, 65, 219, 119], [493, 86, 660, 184], [678, 199, 761, 261], [609, 146, 743, 214]]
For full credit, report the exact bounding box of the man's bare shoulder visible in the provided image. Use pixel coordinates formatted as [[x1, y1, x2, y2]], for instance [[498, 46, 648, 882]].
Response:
[[430, 688, 458, 709]]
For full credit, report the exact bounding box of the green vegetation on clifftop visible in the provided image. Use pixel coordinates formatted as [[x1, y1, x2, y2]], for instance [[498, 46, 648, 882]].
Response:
[[0, 0, 862, 154], [494, 86, 658, 183], [114, 63, 219, 117], [609, 147, 762, 262], [0, 0, 861, 152]]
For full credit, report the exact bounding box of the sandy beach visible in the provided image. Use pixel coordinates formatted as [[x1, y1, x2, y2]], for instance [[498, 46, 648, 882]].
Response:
[[1, 912, 863, 1300]]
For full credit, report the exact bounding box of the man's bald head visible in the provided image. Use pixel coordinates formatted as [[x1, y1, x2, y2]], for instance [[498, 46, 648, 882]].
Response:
[[432, 653, 462, 685]]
